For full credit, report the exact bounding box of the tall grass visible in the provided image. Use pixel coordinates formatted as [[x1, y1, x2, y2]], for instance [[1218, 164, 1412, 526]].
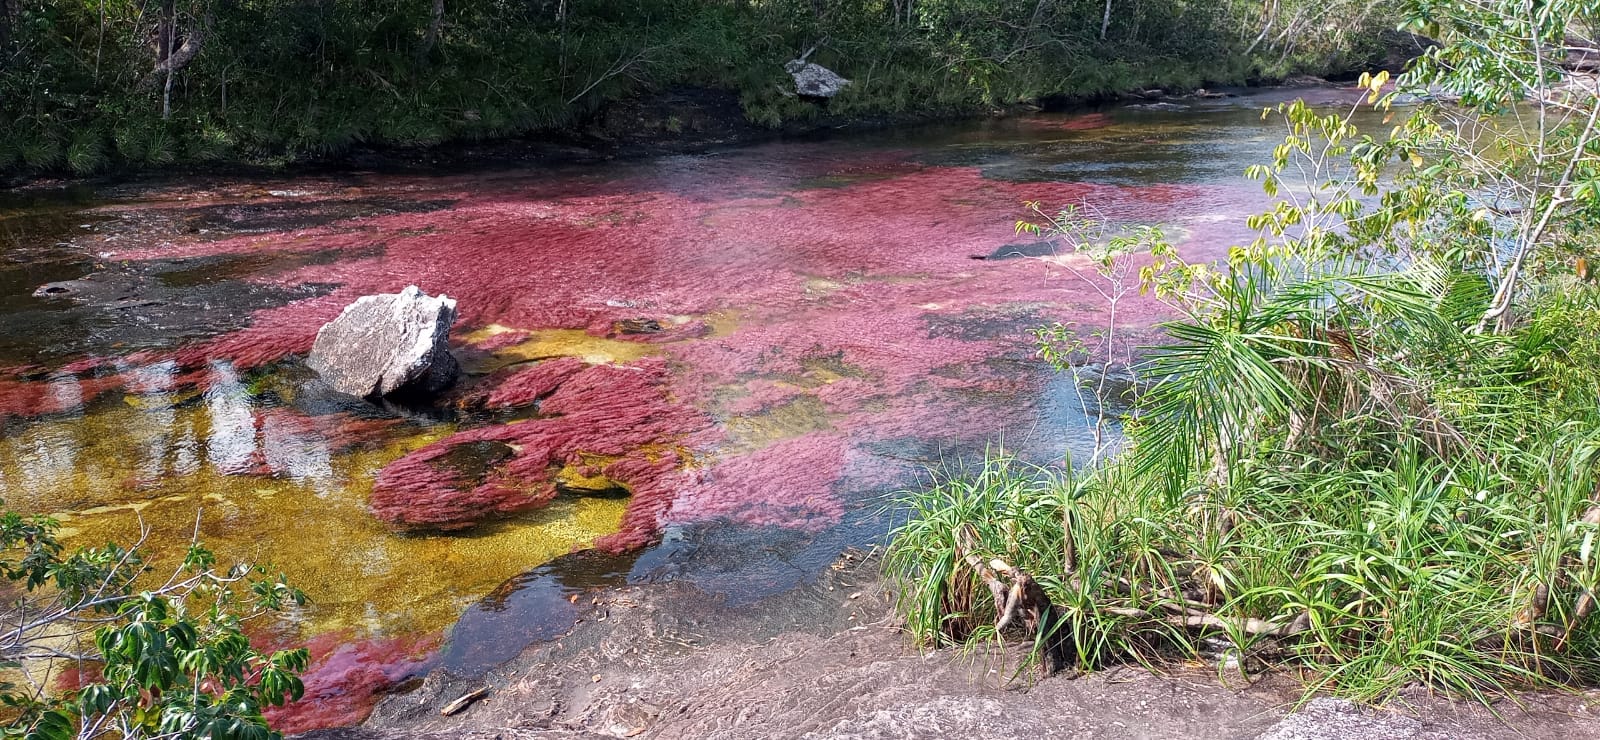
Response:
[[885, 41, 1600, 700], [885, 455, 1197, 674], [887, 407, 1600, 700]]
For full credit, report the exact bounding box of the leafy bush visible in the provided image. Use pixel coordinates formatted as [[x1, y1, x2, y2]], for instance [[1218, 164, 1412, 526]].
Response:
[[886, 0, 1600, 703], [1, 505, 308, 740]]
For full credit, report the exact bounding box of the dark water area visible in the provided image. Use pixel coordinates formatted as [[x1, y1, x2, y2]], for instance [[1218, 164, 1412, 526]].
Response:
[[0, 84, 1384, 732]]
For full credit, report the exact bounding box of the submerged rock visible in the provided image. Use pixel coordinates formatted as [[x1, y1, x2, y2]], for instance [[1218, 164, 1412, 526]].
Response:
[[307, 285, 460, 398], [785, 60, 851, 98]]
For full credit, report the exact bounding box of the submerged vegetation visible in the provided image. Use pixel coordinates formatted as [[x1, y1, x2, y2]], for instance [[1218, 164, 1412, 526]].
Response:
[[886, 0, 1600, 702], [0, 0, 1398, 176]]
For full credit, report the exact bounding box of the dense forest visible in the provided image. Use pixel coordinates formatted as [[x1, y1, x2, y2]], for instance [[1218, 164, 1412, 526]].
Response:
[[0, 0, 1395, 175]]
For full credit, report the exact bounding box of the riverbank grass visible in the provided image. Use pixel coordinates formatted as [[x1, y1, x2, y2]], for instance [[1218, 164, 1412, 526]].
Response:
[[887, 419, 1600, 701], [886, 3, 1600, 699]]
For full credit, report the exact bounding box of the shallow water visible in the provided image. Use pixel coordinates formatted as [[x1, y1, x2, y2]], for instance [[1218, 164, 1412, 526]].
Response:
[[0, 85, 1382, 730]]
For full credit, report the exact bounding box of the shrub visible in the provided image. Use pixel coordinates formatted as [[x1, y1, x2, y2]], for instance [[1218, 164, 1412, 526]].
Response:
[[1, 504, 308, 740]]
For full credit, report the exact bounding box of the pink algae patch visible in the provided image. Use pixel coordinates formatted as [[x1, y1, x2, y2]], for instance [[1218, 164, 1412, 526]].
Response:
[[50, 661, 104, 694], [481, 355, 588, 408], [720, 379, 808, 415], [0, 155, 1267, 545], [25, 158, 1259, 542], [43, 625, 437, 736], [369, 357, 713, 545], [263, 630, 441, 735], [3, 135, 1295, 734], [1022, 112, 1114, 132], [669, 433, 848, 528], [0, 370, 123, 422]]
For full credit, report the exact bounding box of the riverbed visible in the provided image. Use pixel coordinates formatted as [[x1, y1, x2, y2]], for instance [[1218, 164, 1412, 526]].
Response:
[[0, 85, 1371, 731]]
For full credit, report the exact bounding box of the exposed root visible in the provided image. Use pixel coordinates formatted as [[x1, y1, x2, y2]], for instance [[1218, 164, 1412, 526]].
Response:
[[955, 524, 1071, 674]]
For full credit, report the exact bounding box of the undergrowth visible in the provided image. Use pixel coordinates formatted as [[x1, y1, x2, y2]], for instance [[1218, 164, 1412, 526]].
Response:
[[885, 0, 1600, 705], [0, 0, 1395, 176]]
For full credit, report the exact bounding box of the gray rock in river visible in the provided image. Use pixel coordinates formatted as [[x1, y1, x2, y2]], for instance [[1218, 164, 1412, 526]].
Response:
[[785, 59, 851, 98], [307, 285, 460, 398]]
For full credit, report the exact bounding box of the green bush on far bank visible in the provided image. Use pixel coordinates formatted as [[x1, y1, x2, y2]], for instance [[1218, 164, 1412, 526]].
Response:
[[0, 0, 1395, 176]]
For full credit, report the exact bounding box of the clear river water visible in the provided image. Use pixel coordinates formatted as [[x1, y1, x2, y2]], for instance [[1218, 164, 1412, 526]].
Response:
[[0, 85, 1373, 731]]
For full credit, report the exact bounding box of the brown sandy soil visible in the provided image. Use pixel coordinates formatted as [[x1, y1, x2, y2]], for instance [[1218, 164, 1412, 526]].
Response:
[[300, 556, 1600, 740]]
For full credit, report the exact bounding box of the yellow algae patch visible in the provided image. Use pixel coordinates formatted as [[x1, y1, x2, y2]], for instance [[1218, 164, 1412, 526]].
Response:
[[798, 355, 870, 385], [0, 389, 627, 641], [804, 277, 843, 295], [723, 395, 832, 453], [496, 329, 657, 365], [700, 310, 741, 338], [554, 459, 626, 494], [462, 323, 522, 343], [465, 325, 658, 366], [76, 484, 625, 639]]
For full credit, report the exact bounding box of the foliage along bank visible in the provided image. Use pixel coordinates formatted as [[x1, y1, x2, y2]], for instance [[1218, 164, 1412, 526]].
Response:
[[886, 0, 1600, 703], [0, 0, 1400, 177]]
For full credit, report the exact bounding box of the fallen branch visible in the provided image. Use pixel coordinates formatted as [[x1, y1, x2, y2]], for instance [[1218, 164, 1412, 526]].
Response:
[[1111, 605, 1310, 637], [567, 47, 653, 105], [440, 687, 489, 716], [954, 524, 1071, 673]]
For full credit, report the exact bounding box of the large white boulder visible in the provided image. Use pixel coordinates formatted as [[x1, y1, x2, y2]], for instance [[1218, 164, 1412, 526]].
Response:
[[785, 59, 851, 98], [307, 285, 460, 398]]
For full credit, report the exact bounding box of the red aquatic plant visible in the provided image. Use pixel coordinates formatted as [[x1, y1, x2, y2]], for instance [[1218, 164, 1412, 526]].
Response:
[[481, 356, 588, 409], [668, 432, 849, 529], [262, 630, 441, 735], [6, 134, 1303, 735], [370, 358, 713, 534], [0, 371, 123, 422]]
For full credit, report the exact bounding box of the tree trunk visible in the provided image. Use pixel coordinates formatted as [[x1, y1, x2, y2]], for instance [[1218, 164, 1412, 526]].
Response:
[[1100, 0, 1112, 41], [0, 0, 16, 56], [142, 7, 204, 98], [157, 0, 176, 63], [419, 0, 445, 62], [160, 0, 175, 119]]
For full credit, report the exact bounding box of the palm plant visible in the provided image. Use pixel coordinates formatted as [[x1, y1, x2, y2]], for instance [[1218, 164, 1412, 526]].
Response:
[[886, 30, 1600, 699]]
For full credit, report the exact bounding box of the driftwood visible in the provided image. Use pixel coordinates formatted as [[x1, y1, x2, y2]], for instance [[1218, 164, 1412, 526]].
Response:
[[1509, 503, 1600, 648], [440, 687, 489, 716], [955, 524, 1071, 673]]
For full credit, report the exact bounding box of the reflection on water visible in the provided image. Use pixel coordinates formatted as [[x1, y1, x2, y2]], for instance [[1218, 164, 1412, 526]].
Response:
[[0, 361, 626, 639]]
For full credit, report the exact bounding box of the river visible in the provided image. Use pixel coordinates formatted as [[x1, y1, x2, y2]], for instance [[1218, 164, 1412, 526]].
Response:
[[0, 84, 1369, 732]]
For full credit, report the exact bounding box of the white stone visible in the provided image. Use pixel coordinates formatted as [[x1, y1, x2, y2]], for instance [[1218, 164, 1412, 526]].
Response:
[[307, 285, 460, 398], [785, 60, 851, 98]]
